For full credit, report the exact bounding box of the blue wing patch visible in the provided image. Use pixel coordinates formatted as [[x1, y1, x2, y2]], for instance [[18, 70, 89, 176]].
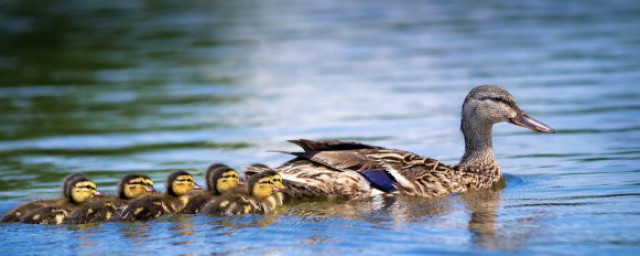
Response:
[[360, 169, 397, 193]]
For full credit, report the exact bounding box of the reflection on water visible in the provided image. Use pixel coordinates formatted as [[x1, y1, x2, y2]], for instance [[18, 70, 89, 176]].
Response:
[[1, 0, 640, 254]]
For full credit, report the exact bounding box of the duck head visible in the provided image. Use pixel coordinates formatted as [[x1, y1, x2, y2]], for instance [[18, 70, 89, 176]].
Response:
[[166, 170, 201, 197], [460, 85, 554, 167], [63, 173, 101, 204], [462, 85, 554, 134], [119, 174, 155, 200], [247, 170, 283, 200], [205, 163, 240, 195]]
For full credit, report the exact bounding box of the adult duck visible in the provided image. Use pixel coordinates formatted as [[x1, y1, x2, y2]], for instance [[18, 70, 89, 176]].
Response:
[[271, 85, 554, 200]]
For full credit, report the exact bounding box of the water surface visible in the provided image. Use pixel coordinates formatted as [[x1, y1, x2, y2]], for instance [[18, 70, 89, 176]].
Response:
[[1, 0, 639, 255]]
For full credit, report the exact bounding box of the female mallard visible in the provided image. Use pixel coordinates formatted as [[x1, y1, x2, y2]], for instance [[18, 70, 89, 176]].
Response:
[[119, 170, 201, 221], [65, 174, 155, 224], [1, 173, 102, 224], [200, 169, 285, 216], [270, 85, 555, 200], [180, 164, 240, 214]]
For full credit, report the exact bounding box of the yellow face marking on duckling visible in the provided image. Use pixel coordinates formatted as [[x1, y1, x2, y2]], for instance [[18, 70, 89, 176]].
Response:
[[270, 174, 285, 190], [124, 178, 155, 199], [216, 170, 240, 194], [252, 177, 275, 200], [172, 175, 195, 196], [71, 181, 98, 204]]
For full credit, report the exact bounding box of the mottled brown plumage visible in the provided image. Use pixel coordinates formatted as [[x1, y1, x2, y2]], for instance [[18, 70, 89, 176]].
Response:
[[271, 85, 554, 200]]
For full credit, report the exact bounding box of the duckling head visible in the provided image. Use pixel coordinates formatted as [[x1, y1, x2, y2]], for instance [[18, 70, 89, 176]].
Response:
[[167, 170, 201, 197], [63, 174, 100, 204], [248, 170, 281, 200], [461, 85, 554, 134], [269, 173, 285, 191], [119, 174, 155, 200], [205, 163, 239, 195]]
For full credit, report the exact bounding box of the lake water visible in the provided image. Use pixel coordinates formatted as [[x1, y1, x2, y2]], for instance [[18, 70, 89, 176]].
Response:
[[1, 0, 639, 255]]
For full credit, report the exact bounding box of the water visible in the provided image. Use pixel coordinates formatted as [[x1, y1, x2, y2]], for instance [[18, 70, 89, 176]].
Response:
[[0, 0, 639, 254]]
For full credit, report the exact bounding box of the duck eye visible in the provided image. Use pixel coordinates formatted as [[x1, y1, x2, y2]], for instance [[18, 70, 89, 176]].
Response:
[[488, 97, 512, 107]]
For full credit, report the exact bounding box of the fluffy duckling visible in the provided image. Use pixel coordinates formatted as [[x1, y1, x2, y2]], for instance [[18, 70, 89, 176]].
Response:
[[2, 174, 88, 223], [245, 164, 285, 213], [181, 164, 240, 214], [5, 174, 101, 224], [200, 169, 285, 216], [120, 170, 201, 221], [65, 174, 155, 224]]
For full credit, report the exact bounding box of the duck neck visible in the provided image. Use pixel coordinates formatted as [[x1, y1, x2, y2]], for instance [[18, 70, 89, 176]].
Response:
[[459, 118, 500, 181]]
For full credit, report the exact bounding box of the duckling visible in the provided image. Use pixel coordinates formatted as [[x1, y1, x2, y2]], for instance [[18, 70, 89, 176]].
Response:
[[2, 174, 88, 223], [245, 164, 286, 213], [200, 169, 285, 216], [12, 174, 101, 224], [65, 174, 155, 224], [119, 170, 201, 221], [181, 164, 240, 214]]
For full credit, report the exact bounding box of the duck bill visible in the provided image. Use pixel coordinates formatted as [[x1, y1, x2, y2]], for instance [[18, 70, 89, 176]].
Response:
[[193, 183, 203, 191], [509, 111, 555, 133], [94, 191, 106, 197], [146, 185, 157, 193], [272, 187, 283, 192]]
